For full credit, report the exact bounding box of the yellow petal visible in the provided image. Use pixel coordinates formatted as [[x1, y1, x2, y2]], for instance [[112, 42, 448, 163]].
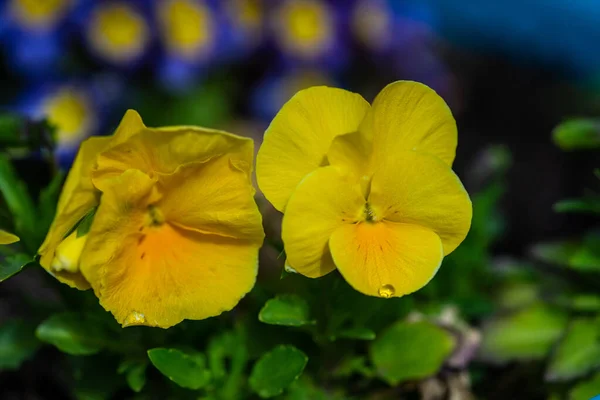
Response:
[[329, 222, 444, 297], [51, 231, 88, 273], [158, 156, 264, 242], [368, 151, 472, 255], [257, 86, 370, 212], [0, 230, 19, 245], [111, 109, 146, 145], [93, 126, 254, 191], [80, 169, 258, 328], [361, 81, 457, 167], [38, 136, 112, 290], [282, 166, 365, 278], [327, 130, 372, 195]]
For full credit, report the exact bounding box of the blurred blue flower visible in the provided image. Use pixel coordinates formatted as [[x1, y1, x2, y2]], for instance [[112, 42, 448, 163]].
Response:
[[0, 0, 77, 78], [15, 76, 124, 167], [221, 0, 265, 60], [251, 67, 336, 121], [153, 0, 230, 92], [83, 0, 152, 69], [267, 0, 347, 70]]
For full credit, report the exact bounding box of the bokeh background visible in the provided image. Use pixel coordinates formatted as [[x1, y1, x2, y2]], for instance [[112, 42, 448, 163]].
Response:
[[0, 0, 599, 399]]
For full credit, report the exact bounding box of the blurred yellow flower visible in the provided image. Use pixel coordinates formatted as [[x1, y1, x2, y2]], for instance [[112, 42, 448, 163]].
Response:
[[39, 110, 264, 328], [0, 230, 19, 245], [257, 81, 472, 298]]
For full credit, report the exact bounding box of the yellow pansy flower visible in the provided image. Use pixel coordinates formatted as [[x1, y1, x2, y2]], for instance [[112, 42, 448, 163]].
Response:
[[0, 230, 20, 245], [257, 81, 472, 298], [39, 110, 264, 328]]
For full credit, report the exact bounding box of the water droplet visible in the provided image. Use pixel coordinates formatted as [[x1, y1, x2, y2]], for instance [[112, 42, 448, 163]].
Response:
[[378, 284, 395, 298], [122, 311, 146, 327], [284, 263, 298, 274]]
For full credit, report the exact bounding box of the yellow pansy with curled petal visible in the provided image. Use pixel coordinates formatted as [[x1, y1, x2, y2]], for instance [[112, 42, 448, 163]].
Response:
[[38, 110, 264, 328], [257, 81, 471, 298]]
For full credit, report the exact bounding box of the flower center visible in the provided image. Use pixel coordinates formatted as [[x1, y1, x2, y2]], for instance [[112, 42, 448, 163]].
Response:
[[146, 205, 165, 227], [159, 0, 214, 59], [363, 202, 377, 223], [87, 2, 150, 63]]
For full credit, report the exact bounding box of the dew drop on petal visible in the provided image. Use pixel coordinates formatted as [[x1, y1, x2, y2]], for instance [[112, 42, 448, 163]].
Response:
[[122, 311, 146, 327], [378, 284, 395, 298]]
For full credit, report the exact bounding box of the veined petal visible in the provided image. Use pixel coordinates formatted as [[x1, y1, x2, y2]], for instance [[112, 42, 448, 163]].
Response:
[[38, 136, 112, 290], [369, 151, 472, 255], [282, 166, 365, 278], [329, 222, 444, 297], [80, 169, 258, 328], [257, 86, 370, 212], [93, 127, 254, 191], [0, 230, 19, 245], [361, 81, 457, 167], [157, 156, 264, 242]]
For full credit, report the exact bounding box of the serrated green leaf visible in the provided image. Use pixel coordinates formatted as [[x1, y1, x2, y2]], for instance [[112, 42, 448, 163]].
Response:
[[547, 318, 600, 381], [36, 313, 115, 355], [259, 294, 314, 327], [118, 360, 147, 393], [0, 319, 40, 369], [337, 327, 376, 341], [249, 345, 308, 398], [369, 320, 455, 385], [569, 372, 600, 400], [481, 304, 568, 363], [553, 119, 600, 150], [0, 253, 32, 282], [147, 348, 211, 390]]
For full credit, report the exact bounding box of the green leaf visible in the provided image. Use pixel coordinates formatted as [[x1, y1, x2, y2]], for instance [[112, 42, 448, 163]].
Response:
[[554, 197, 600, 214], [569, 372, 600, 400], [571, 295, 600, 312], [0, 319, 40, 369], [0, 253, 33, 282], [259, 294, 314, 327], [207, 328, 248, 400], [546, 318, 600, 381], [531, 232, 600, 271], [0, 154, 37, 250], [118, 360, 147, 393], [36, 313, 115, 355], [333, 356, 375, 378], [553, 118, 600, 150], [336, 327, 376, 341], [147, 348, 211, 390], [249, 345, 308, 398], [37, 171, 65, 234], [480, 304, 568, 363], [369, 320, 455, 385]]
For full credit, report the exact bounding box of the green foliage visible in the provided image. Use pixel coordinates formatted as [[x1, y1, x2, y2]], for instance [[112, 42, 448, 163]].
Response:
[[553, 118, 600, 150], [480, 305, 568, 362], [0, 319, 40, 369], [369, 320, 455, 385], [249, 345, 308, 398], [36, 313, 118, 355], [147, 348, 212, 390], [0, 253, 33, 282], [569, 372, 600, 400], [259, 294, 314, 327], [532, 232, 600, 272], [546, 318, 600, 381], [118, 360, 147, 393]]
